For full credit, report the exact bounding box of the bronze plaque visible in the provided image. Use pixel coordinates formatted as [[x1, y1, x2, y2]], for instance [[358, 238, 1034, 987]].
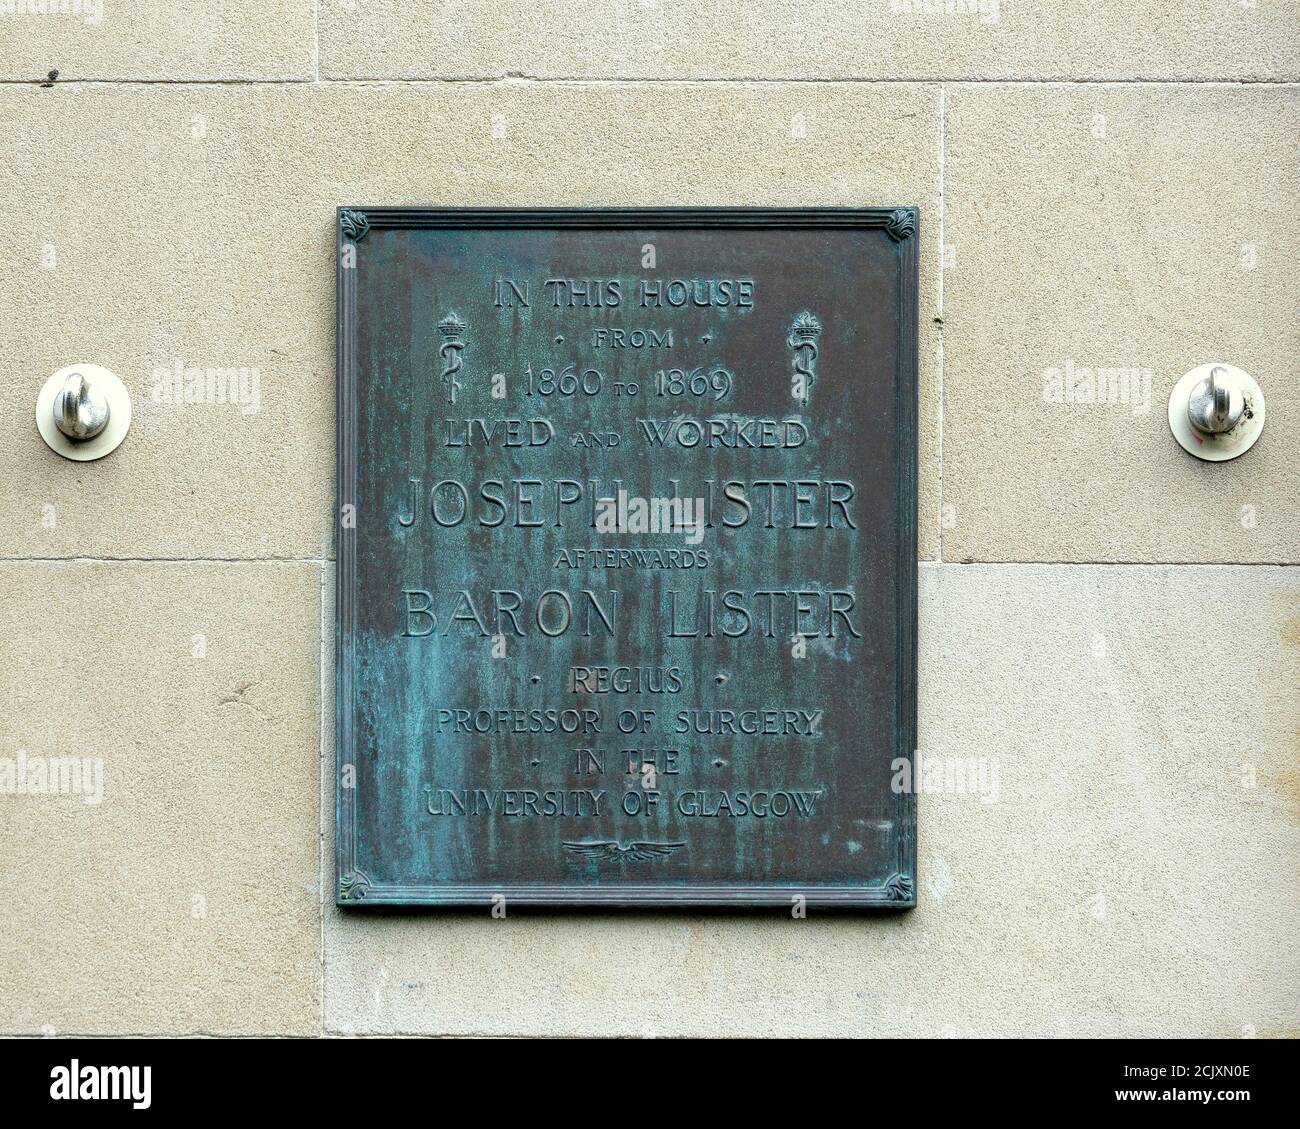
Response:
[[336, 208, 917, 907]]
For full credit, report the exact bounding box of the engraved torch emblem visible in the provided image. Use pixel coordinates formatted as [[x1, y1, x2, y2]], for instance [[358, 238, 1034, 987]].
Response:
[[438, 312, 467, 404], [787, 310, 821, 405]]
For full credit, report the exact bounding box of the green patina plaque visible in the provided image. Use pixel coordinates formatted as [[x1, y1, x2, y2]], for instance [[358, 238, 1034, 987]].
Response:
[[336, 208, 917, 907]]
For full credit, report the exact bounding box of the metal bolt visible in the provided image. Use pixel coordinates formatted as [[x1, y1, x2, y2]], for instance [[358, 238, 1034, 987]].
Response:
[[1187, 364, 1245, 436], [52, 370, 111, 441]]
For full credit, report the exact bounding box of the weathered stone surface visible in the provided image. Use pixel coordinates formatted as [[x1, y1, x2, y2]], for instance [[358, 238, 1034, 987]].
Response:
[[323, 564, 1300, 1036], [944, 86, 1299, 563], [319, 1, 1300, 81], [0, 561, 322, 1035], [0, 0, 316, 81]]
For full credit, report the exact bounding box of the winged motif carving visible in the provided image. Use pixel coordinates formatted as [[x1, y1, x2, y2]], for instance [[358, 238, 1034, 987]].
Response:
[[562, 840, 686, 862]]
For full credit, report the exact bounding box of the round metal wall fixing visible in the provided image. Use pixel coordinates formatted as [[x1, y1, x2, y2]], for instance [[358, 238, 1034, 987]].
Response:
[[1168, 362, 1265, 462], [36, 364, 132, 461]]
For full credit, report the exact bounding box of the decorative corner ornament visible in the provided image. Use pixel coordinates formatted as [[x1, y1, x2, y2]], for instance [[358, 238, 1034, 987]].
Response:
[[884, 873, 915, 902], [338, 869, 372, 901], [884, 208, 917, 243], [340, 208, 371, 243]]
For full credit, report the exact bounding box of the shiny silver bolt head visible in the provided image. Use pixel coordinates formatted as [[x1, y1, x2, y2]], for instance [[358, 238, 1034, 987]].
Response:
[[52, 370, 111, 441], [1186, 364, 1245, 436]]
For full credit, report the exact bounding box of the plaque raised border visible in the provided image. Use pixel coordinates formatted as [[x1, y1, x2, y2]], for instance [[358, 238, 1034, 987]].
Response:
[[336, 208, 918, 908]]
